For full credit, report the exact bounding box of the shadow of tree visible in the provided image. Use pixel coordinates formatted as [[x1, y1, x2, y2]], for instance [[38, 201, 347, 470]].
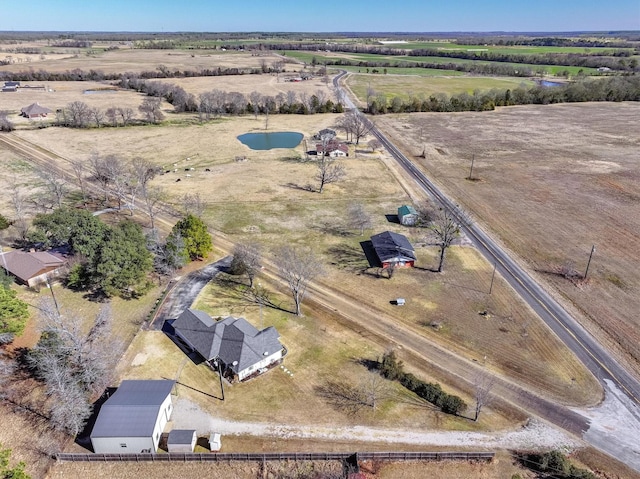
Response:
[[326, 244, 370, 273], [313, 221, 354, 238], [283, 182, 316, 192]]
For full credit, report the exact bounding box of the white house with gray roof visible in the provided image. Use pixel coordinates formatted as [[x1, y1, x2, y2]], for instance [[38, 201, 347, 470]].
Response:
[[172, 309, 284, 382], [90, 380, 175, 454]]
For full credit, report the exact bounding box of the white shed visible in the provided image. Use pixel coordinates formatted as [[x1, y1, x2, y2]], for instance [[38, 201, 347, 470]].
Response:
[[90, 380, 175, 454], [167, 429, 197, 453]]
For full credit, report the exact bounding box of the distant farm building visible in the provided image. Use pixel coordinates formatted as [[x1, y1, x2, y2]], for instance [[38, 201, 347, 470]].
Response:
[[398, 205, 418, 226], [2, 81, 20, 92], [20, 102, 52, 118], [371, 231, 416, 268], [90, 380, 175, 454], [0, 250, 66, 287], [172, 309, 285, 382]]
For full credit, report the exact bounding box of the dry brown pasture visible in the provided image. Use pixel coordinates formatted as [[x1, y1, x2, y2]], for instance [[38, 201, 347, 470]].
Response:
[[6, 108, 601, 406], [0, 47, 288, 75], [374, 102, 640, 379], [0, 81, 167, 125], [152, 72, 334, 98], [49, 450, 535, 479]]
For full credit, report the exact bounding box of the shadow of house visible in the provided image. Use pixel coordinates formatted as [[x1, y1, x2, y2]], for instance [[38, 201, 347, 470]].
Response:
[[360, 240, 382, 268], [172, 309, 284, 382], [384, 214, 401, 224]]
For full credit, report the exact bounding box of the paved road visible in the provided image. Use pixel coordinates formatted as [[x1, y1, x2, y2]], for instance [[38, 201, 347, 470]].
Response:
[[150, 256, 232, 330], [331, 70, 640, 468], [333, 69, 640, 406]]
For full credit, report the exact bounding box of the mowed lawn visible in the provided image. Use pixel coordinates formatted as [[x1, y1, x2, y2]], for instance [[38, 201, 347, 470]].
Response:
[[375, 102, 640, 380]]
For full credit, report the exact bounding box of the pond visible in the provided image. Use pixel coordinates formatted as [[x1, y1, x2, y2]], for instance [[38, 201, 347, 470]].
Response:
[[237, 132, 303, 150], [539, 80, 564, 88]]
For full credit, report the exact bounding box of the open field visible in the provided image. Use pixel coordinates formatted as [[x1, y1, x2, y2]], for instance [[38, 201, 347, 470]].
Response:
[[0, 80, 160, 125], [284, 50, 601, 76], [0, 47, 282, 75], [374, 102, 640, 379], [6, 106, 601, 406], [345, 73, 535, 101], [49, 450, 539, 479]]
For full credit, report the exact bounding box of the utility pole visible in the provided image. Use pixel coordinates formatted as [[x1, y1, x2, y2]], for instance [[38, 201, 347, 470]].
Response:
[[584, 245, 596, 279], [46, 277, 60, 316], [468, 154, 475, 180], [216, 360, 225, 401]]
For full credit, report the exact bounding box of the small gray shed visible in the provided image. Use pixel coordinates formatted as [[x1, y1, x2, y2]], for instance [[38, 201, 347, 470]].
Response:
[[167, 429, 197, 453]]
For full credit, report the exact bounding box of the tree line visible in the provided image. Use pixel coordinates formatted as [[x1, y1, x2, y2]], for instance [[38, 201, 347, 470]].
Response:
[[120, 78, 344, 116], [406, 49, 637, 71], [365, 75, 640, 114], [0, 65, 264, 83]]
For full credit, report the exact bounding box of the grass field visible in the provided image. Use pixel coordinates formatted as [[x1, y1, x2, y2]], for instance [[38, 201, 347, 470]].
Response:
[[346, 74, 535, 101], [284, 50, 601, 76], [374, 102, 640, 379]]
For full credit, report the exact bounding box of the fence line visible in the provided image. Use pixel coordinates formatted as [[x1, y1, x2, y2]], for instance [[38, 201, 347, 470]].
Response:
[[57, 451, 495, 463]]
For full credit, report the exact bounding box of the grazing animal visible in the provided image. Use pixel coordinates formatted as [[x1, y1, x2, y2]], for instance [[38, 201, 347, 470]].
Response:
[[205, 168, 211, 172], [176, 178, 181, 182]]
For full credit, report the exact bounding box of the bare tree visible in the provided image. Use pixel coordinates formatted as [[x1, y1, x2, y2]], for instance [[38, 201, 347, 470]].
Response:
[[71, 159, 89, 206], [90, 107, 104, 128], [117, 107, 134, 126], [28, 299, 120, 435], [66, 101, 91, 128], [368, 138, 382, 152], [274, 245, 325, 316], [105, 107, 119, 126], [347, 202, 372, 235], [9, 182, 29, 241], [249, 91, 262, 119], [131, 157, 159, 198], [143, 185, 167, 229], [182, 192, 205, 218], [339, 110, 373, 145], [230, 242, 262, 288], [37, 169, 68, 208], [473, 370, 495, 421], [147, 229, 186, 278], [315, 155, 345, 193], [427, 206, 470, 273], [0, 110, 15, 132], [139, 97, 164, 123]]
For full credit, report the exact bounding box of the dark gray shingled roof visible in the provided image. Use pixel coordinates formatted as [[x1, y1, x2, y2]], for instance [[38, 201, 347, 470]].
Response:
[[167, 429, 196, 445], [173, 309, 283, 375], [90, 380, 175, 439], [370, 231, 416, 262]]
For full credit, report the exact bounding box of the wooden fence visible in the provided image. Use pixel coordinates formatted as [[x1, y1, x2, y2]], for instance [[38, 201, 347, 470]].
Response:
[[56, 451, 495, 463]]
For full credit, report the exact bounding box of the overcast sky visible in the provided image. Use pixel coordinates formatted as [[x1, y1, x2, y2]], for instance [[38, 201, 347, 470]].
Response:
[[1, 0, 638, 32]]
